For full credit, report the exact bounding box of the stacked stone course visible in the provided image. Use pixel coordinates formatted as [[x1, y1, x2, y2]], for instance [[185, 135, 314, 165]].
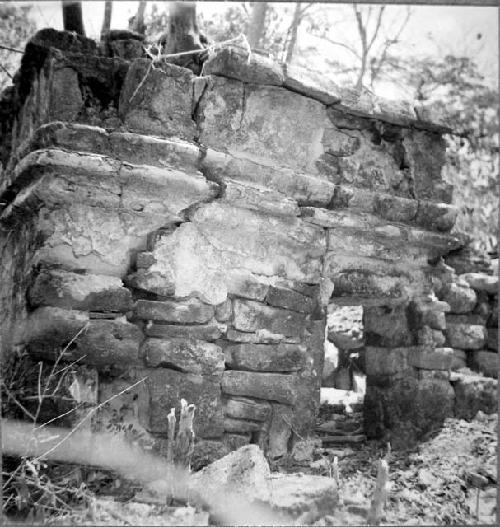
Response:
[[1, 29, 487, 457]]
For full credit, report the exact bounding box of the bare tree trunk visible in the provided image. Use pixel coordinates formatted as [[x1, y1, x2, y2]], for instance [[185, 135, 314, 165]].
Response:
[[100, 0, 112, 40], [247, 2, 268, 50], [163, 1, 205, 73], [62, 1, 85, 36], [285, 2, 301, 65], [134, 0, 147, 35], [353, 5, 367, 92]]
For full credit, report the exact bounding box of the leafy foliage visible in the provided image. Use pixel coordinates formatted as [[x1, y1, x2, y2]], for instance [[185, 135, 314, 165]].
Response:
[[0, 4, 35, 91]]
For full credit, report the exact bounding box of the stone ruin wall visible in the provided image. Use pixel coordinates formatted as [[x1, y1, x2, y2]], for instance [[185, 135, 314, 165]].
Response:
[[0, 29, 496, 460]]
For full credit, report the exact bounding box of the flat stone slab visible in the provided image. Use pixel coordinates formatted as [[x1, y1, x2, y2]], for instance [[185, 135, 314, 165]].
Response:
[[225, 343, 306, 372], [135, 299, 215, 324], [445, 323, 486, 350], [461, 273, 498, 294], [452, 372, 497, 420]]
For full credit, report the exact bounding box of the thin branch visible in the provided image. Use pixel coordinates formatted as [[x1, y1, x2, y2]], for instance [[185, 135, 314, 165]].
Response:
[[0, 43, 23, 53], [317, 35, 360, 59], [367, 6, 385, 53], [1, 382, 36, 421], [32, 376, 149, 463], [0, 62, 13, 80]]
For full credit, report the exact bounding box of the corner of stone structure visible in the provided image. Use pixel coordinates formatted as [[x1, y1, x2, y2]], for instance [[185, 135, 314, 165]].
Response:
[[3, 29, 487, 466]]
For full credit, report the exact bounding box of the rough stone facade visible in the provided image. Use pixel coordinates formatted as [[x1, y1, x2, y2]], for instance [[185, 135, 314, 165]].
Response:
[[2, 29, 493, 458]]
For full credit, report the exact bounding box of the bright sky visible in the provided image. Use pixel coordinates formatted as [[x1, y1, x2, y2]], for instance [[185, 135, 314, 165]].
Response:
[[20, 1, 500, 94]]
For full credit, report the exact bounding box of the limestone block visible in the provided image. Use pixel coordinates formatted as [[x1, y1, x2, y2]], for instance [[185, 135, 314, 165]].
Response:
[[202, 148, 336, 207], [268, 404, 293, 458], [450, 349, 467, 370], [364, 347, 410, 377], [445, 323, 486, 350], [204, 45, 284, 86], [135, 298, 214, 324], [29, 268, 132, 312], [198, 76, 329, 173], [119, 59, 196, 140], [221, 370, 297, 405], [282, 63, 341, 105], [109, 132, 201, 172], [441, 282, 477, 314], [189, 445, 271, 504], [26, 307, 142, 368], [224, 397, 271, 422], [364, 376, 455, 449], [139, 368, 223, 438], [49, 66, 83, 122], [144, 322, 225, 341], [363, 305, 414, 347], [469, 351, 498, 379], [461, 273, 498, 295], [227, 271, 270, 301], [372, 193, 419, 224], [452, 373, 497, 420], [265, 286, 315, 314], [222, 178, 300, 217], [232, 299, 308, 339], [446, 314, 488, 326], [223, 417, 262, 434], [215, 299, 232, 322], [143, 338, 224, 374], [417, 326, 446, 347], [136, 203, 324, 305], [225, 329, 299, 344], [117, 162, 219, 216], [409, 347, 454, 370], [487, 328, 498, 351], [225, 343, 306, 372]]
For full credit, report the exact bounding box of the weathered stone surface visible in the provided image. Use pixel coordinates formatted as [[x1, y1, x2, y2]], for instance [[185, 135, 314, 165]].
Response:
[[221, 370, 297, 405], [143, 338, 224, 374], [214, 299, 232, 322], [29, 268, 132, 312], [135, 299, 214, 324], [25, 307, 142, 367], [225, 329, 299, 344], [223, 433, 251, 451], [50, 66, 83, 122], [327, 305, 363, 350], [265, 286, 315, 313], [224, 397, 271, 422], [461, 273, 498, 294], [144, 322, 225, 341], [450, 349, 467, 370], [364, 347, 410, 377], [282, 63, 341, 105], [267, 473, 338, 522], [445, 323, 486, 350], [487, 328, 498, 351], [452, 373, 497, 420], [445, 314, 487, 326], [417, 326, 446, 347], [223, 417, 262, 433], [222, 178, 300, 217], [191, 440, 230, 471], [226, 343, 306, 372], [364, 376, 455, 448], [139, 368, 223, 438], [414, 201, 457, 232], [363, 305, 413, 347], [190, 445, 271, 504], [441, 283, 477, 314], [409, 347, 454, 370], [232, 299, 308, 339], [198, 77, 328, 173], [227, 271, 270, 301], [137, 203, 324, 305], [268, 404, 293, 458], [469, 351, 498, 379], [202, 148, 336, 207], [204, 46, 284, 86], [119, 59, 196, 140]]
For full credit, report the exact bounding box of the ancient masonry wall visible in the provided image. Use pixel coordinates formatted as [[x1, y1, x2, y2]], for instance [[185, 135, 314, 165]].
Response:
[[1, 29, 485, 457]]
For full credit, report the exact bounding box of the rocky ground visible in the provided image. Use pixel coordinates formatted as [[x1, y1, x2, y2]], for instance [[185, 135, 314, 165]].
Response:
[[20, 407, 494, 526]]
